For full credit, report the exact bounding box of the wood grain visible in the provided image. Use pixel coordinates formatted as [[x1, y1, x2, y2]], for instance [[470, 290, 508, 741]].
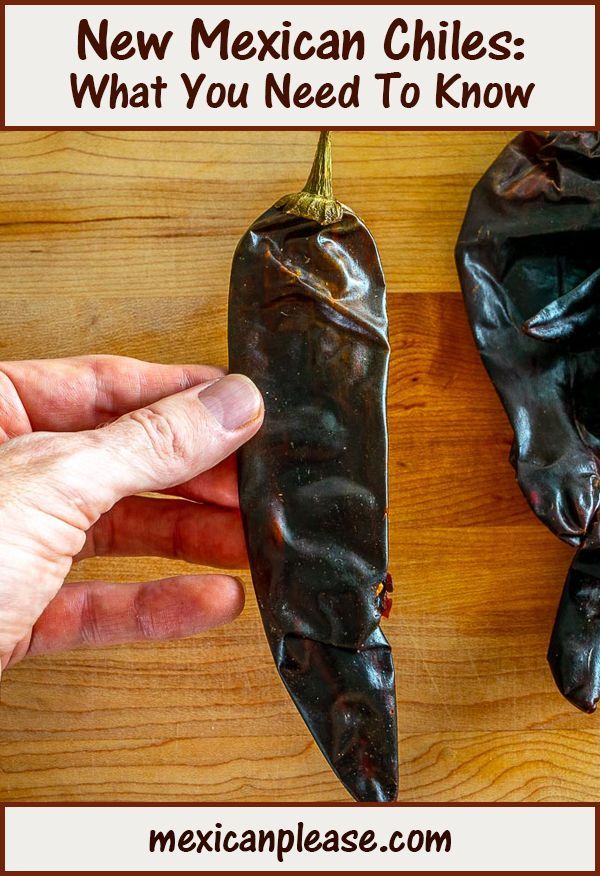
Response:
[[1, 130, 598, 804]]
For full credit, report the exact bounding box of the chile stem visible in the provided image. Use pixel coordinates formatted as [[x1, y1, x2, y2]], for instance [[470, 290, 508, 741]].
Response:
[[277, 130, 343, 226]]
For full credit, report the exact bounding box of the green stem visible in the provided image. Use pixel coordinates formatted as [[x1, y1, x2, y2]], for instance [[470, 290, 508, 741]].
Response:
[[277, 131, 343, 225]]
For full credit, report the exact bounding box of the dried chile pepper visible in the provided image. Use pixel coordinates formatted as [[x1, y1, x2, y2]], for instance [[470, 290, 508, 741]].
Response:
[[228, 132, 398, 802], [456, 130, 600, 712]]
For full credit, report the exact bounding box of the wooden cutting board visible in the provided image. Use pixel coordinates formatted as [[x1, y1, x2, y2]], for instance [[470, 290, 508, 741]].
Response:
[[0, 130, 597, 803]]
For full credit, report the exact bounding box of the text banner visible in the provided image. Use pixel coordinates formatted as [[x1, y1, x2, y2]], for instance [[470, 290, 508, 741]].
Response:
[[4, 805, 596, 871], [4, 4, 596, 127]]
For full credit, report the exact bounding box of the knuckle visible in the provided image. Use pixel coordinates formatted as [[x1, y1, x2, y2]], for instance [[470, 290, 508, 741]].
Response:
[[126, 407, 191, 466], [79, 588, 104, 647], [132, 584, 161, 640], [134, 606, 159, 641]]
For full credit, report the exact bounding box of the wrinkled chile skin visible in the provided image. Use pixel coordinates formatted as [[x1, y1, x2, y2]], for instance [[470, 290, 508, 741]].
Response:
[[548, 548, 600, 713], [228, 204, 398, 802], [456, 131, 600, 711]]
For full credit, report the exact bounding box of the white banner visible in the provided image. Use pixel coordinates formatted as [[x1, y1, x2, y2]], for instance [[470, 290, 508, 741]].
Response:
[[4, 4, 596, 127], [4, 805, 596, 871]]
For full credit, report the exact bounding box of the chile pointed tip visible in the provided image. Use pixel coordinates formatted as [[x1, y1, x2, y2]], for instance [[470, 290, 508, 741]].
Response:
[[548, 654, 600, 714], [332, 705, 399, 803], [340, 763, 399, 804], [567, 689, 599, 715], [548, 644, 600, 714], [547, 548, 600, 714], [331, 734, 399, 804], [277, 633, 398, 804]]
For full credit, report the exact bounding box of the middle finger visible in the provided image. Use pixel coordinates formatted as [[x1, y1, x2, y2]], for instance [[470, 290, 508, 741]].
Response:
[[76, 495, 248, 569]]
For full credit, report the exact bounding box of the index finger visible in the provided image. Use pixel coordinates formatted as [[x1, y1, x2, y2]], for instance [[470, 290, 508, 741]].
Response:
[[0, 355, 224, 432]]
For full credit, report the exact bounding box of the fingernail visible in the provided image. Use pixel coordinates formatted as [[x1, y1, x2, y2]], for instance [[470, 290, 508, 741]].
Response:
[[199, 374, 262, 431]]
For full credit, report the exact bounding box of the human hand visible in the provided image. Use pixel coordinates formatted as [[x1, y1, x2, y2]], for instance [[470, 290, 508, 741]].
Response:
[[0, 355, 263, 677]]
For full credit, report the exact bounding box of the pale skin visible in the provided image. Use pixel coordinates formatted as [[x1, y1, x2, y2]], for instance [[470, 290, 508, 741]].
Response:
[[0, 355, 264, 679]]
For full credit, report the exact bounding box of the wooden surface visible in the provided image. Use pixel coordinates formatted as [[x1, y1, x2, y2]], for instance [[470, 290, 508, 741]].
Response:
[[0, 130, 598, 804]]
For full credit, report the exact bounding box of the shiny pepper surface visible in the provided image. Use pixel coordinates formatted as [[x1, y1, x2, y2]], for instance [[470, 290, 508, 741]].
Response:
[[228, 133, 398, 801], [456, 131, 600, 713]]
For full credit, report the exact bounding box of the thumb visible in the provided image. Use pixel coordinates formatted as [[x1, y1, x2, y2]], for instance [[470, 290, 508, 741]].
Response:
[[59, 373, 263, 521]]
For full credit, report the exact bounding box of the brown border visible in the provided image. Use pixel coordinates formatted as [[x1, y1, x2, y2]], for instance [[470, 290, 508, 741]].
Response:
[[0, 0, 597, 129]]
